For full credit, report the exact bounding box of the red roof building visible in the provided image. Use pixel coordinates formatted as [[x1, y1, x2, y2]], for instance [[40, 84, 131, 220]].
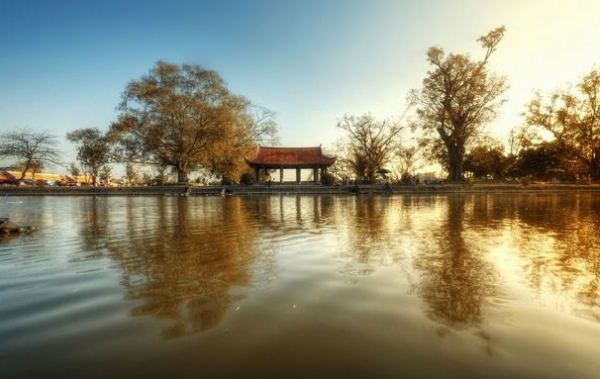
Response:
[[0, 171, 19, 185], [245, 145, 336, 183]]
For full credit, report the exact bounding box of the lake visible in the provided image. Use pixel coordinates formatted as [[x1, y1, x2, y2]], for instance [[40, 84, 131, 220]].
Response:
[[1, 193, 600, 378]]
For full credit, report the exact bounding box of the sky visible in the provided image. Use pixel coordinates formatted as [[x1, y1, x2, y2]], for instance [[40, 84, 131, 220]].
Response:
[[2, 0, 600, 174]]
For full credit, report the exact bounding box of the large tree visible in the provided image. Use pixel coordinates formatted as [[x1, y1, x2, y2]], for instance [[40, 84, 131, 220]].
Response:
[[410, 26, 508, 182], [67, 127, 112, 186], [524, 68, 600, 180], [336, 114, 403, 183], [0, 128, 61, 180], [109, 61, 277, 183]]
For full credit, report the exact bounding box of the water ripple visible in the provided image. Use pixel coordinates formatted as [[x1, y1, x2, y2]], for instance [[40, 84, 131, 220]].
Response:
[[1, 194, 600, 379]]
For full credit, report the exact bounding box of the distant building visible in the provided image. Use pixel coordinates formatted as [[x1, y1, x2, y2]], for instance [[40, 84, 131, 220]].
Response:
[[0, 171, 19, 185], [416, 172, 438, 184], [5, 171, 92, 185]]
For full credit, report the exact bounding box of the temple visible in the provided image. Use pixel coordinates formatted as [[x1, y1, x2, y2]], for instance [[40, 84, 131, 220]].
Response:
[[245, 145, 336, 183]]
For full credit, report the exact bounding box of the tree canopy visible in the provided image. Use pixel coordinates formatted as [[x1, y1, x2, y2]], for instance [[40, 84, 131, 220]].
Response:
[[524, 68, 600, 180], [67, 127, 112, 186], [410, 26, 508, 182], [108, 61, 277, 183], [463, 143, 505, 180]]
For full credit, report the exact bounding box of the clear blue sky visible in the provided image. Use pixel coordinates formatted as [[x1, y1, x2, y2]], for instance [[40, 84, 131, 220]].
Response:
[[2, 0, 600, 174]]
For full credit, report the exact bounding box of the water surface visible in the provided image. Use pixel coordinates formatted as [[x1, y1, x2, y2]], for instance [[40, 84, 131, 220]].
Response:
[[1, 194, 600, 378]]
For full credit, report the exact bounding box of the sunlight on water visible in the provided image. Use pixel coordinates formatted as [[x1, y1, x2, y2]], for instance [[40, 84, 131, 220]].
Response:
[[1, 193, 600, 378]]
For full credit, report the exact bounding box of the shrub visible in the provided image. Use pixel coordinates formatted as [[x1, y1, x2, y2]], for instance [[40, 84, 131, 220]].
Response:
[[400, 172, 413, 184], [320, 172, 335, 186], [239, 172, 255, 186]]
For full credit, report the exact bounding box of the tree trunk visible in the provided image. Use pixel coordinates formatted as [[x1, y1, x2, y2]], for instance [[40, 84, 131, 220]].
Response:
[[591, 148, 600, 180], [366, 168, 376, 184], [174, 159, 188, 183], [177, 169, 187, 183], [446, 142, 465, 182], [19, 159, 32, 180]]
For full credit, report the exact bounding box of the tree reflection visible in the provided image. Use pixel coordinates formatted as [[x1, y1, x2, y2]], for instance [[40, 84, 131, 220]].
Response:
[[510, 194, 600, 322], [466, 193, 518, 229], [414, 195, 498, 327], [345, 196, 387, 264], [76, 197, 111, 257], [338, 196, 408, 277], [440, 192, 600, 324], [78, 196, 266, 339]]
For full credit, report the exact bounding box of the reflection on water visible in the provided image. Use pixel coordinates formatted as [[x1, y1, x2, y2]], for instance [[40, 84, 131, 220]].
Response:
[[413, 195, 499, 328], [502, 194, 600, 322], [1, 193, 600, 378], [77, 197, 270, 339]]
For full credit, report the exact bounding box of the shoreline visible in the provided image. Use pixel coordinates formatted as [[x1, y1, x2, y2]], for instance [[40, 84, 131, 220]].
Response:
[[2, 183, 600, 196]]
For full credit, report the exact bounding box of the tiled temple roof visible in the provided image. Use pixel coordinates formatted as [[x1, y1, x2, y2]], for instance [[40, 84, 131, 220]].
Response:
[[245, 146, 336, 167]]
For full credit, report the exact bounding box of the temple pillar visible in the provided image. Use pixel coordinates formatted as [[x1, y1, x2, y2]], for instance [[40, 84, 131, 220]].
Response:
[[296, 168, 301, 183], [254, 167, 260, 182], [279, 168, 284, 183], [313, 167, 319, 183]]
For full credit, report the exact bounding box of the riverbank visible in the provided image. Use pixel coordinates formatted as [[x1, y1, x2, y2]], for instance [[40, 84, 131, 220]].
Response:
[[1, 182, 600, 196]]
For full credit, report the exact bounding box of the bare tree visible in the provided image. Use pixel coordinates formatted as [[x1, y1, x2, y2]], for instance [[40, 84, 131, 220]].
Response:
[[395, 141, 425, 180], [337, 114, 403, 183], [246, 105, 280, 146], [0, 128, 61, 180]]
